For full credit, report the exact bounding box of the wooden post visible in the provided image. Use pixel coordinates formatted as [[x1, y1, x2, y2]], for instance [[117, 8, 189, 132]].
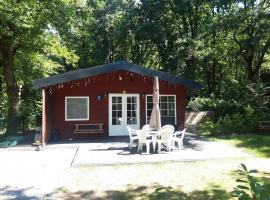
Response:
[[42, 89, 46, 146]]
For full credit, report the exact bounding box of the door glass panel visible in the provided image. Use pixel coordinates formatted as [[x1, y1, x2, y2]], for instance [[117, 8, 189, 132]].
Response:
[[112, 97, 122, 125], [127, 118, 137, 125], [127, 96, 137, 125]]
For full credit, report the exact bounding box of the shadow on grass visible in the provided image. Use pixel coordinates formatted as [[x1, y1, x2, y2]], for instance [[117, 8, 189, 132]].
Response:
[[258, 172, 270, 193], [0, 186, 54, 200], [58, 185, 230, 200]]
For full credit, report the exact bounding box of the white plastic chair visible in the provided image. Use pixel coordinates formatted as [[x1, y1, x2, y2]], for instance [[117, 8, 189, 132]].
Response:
[[161, 124, 175, 132], [137, 130, 152, 154], [127, 126, 139, 150], [156, 128, 174, 152], [172, 128, 186, 150], [142, 124, 151, 130]]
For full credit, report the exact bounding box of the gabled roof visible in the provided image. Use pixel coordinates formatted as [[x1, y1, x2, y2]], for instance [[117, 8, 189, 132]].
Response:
[[33, 61, 201, 89]]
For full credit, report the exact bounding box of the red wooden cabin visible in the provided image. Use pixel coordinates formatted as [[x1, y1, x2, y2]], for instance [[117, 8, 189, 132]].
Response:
[[33, 61, 201, 145]]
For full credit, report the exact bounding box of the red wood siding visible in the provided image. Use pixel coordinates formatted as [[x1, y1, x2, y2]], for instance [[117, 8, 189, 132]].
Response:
[[45, 70, 187, 139]]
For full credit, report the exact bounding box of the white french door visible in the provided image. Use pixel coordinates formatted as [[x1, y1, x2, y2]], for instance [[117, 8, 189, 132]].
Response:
[[109, 94, 140, 136]]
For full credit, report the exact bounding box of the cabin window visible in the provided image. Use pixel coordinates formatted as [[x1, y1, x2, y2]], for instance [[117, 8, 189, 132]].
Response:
[[65, 96, 89, 121], [146, 95, 176, 126]]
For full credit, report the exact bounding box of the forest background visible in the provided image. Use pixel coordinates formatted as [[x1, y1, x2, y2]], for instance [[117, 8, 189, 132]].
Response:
[[0, 0, 269, 136]]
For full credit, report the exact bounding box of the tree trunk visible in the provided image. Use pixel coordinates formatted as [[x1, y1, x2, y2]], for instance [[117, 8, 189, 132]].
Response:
[[1, 48, 19, 136], [247, 69, 258, 82]]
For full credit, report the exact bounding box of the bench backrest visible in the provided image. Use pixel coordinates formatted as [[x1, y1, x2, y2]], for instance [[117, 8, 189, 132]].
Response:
[[73, 123, 104, 134]]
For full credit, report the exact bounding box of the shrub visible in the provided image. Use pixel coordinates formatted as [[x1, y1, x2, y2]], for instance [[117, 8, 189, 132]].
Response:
[[0, 118, 6, 135], [187, 97, 216, 111], [198, 120, 217, 134], [231, 164, 270, 200], [216, 114, 247, 133]]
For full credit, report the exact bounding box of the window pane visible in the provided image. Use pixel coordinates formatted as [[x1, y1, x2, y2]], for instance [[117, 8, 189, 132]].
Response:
[[128, 118, 137, 125], [66, 97, 88, 120], [127, 110, 131, 117], [168, 96, 174, 102], [160, 103, 167, 110], [168, 102, 174, 110], [117, 104, 122, 110], [147, 96, 153, 103], [112, 103, 117, 110], [161, 110, 167, 116], [161, 117, 175, 125], [160, 96, 167, 102], [168, 109, 175, 116], [147, 102, 153, 109], [127, 104, 131, 110]]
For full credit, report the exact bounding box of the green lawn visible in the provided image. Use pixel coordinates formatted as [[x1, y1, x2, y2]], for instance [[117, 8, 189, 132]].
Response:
[[57, 158, 270, 200], [203, 133, 270, 158]]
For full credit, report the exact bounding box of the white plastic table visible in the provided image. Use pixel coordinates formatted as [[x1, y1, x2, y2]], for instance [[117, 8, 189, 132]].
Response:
[[145, 130, 160, 152]]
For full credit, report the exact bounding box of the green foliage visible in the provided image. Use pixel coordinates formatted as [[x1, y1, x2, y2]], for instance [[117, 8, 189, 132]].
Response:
[[192, 81, 270, 133], [0, 118, 6, 135], [0, 0, 270, 133], [0, 0, 79, 134], [200, 108, 267, 134], [187, 97, 216, 111], [200, 114, 245, 134], [231, 164, 270, 200]]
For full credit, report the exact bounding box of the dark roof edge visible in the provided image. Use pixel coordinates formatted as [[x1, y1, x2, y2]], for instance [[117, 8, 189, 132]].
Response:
[[33, 61, 202, 89]]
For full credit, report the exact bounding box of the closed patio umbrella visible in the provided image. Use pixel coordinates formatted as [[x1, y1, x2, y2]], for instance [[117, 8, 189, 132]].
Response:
[[149, 76, 161, 130]]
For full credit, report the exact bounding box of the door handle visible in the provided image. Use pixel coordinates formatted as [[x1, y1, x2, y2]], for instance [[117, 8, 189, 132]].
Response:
[[118, 117, 123, 124]]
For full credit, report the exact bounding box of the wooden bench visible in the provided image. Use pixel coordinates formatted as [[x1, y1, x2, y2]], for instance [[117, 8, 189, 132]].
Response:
[[73, 123, 104, 134], [259, 121, 270, 130]]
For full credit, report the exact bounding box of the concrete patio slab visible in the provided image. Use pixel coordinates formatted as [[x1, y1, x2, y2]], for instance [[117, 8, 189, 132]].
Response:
[[0, 133, 251, 167], [71, 133, 251, 166]]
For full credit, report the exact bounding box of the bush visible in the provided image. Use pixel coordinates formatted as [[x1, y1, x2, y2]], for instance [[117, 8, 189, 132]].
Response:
[[193, 82, 270, 133], [0, 118, 6, 135], [200, 114, 245, 134], [200, 106, 268, 134], [187, 97, 216, 111], [231, 164, 270, 200]]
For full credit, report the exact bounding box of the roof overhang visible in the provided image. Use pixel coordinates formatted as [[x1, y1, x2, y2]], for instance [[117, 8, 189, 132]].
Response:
[[33, 61, 202, 89]]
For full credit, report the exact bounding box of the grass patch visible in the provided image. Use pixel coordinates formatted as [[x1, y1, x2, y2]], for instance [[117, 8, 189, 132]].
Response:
[[190, 125, 270, 157], [58, 185, 230, 200], [199, 132, 270, 158], [56, 158, 270, 200]]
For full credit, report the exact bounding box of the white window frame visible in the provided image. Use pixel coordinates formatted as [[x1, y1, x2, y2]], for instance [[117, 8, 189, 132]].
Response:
[[65, 96, 89, 121], [145, 94, 177, 125]]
